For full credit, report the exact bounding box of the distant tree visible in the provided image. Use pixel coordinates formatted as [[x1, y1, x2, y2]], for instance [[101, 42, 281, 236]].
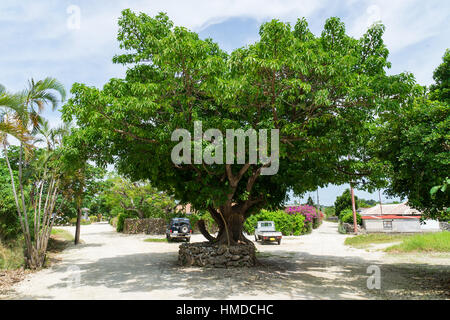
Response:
[[102, 175, 177, 219], [306, 196, 314, 206], [323, 206, 335, 217], [334, 189, 358, 217], [357, 198, 377, 208]]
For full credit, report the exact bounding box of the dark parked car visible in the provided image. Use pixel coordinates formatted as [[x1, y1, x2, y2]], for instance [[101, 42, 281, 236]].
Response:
[[166, 218, 192, 242]]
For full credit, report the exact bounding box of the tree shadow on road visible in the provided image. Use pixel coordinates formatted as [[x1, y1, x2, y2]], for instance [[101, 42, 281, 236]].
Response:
[[41, 249, 450, 300]]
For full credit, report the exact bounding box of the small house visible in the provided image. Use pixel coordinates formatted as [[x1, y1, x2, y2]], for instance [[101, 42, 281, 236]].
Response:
[[360, 203, 440, 233]]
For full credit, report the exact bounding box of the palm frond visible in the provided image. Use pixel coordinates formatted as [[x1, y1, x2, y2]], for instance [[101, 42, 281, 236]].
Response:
[[33, 77, 66, 110]]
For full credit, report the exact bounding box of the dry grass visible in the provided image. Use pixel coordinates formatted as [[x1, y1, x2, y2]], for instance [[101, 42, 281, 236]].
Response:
[[0, 239, 24, 270]]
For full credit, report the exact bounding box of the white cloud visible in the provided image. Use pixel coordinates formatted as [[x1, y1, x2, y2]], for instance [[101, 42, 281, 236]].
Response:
[[347, 0, 449, 53], [0, 0, 448, 89]]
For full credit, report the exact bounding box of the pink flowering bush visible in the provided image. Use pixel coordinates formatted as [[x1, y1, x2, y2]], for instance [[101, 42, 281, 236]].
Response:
[[285, 205, 324, 230], [285, 205, 318, 222]]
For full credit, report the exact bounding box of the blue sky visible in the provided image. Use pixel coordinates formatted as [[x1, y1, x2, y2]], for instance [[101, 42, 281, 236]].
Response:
[[1, 0, 449, 205]]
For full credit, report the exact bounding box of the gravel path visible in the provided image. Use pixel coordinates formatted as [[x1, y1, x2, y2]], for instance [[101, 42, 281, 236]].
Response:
[[4, 221, 449, 300]]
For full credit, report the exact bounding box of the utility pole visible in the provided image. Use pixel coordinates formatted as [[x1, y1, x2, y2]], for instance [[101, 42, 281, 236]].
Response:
[[316, 189, 320, 213], [350, 183, 358, 233], [378, 189, 383, 215]]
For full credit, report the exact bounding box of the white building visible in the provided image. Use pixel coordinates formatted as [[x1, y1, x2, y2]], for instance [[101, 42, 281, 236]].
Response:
[[360, 203, 440, 233]]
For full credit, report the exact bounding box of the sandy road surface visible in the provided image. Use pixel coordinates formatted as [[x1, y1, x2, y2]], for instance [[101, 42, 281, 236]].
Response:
[[3, 221, 449, 299]]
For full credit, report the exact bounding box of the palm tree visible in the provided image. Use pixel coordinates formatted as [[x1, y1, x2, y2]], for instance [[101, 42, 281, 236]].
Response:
[[0, 84, 30, 146], [1, 78, 66, 269]]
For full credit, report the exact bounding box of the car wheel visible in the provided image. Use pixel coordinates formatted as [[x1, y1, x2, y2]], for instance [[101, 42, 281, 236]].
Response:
[[180, 225, 189, 234], [277, 239, 281, 245], [186, 237, 190, 243]]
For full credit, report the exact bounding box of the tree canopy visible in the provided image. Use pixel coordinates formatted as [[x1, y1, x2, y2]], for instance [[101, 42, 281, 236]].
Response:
[[62, 10, 416, 244], [372, 49, 449, 220]]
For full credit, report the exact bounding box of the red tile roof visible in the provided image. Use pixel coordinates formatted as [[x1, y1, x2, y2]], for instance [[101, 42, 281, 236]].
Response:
[[361, 215, 421, 220]]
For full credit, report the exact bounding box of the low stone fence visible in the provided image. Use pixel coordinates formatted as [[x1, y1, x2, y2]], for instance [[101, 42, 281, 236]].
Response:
[[178, 242, 256, 268], [440, 221, 450, 231], [123, 218, 166, 235], [340, 222, 365, 234]]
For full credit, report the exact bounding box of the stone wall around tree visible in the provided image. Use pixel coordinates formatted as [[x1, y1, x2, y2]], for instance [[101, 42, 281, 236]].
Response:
[[178, 242, 256, 268]]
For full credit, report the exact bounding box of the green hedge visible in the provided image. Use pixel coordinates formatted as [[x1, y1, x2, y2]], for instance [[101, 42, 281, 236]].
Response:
[[244, 209, 307, 236], [116, 213, 129, 232], [339, 209, 362, 225]]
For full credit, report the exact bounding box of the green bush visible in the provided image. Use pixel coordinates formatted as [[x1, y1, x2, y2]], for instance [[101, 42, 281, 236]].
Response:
[[0, 166, 21, 241], [81, 219, 91, 225], [89, 215, 98, 223], [339, 209, 362, 225], [304, 220, 313, 234], [244, 209, 306, 236], [312, 217, 321, 229], [116, 213, 129, 232], [68, 217, 92, 225]]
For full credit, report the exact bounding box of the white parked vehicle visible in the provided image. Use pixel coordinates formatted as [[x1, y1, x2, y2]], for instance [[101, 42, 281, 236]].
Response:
[[254, 221, 282, 244]]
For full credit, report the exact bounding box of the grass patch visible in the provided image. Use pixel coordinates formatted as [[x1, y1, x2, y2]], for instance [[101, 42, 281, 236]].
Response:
[[144, 238, 168, 242], [345, 233, 412, 248], [385, 232, 450, 253], [0, 240, 24, 270], [51, 228, 74, 242], [48, 228, 75, 253]]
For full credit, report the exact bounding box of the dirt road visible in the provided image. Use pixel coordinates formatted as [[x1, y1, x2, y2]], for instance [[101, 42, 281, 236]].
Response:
[[4, 221, 449, 299]]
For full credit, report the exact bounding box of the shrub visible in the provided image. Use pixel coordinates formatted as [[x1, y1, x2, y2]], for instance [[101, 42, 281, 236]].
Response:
[[306, 221, 313, 233], [89, 215, 98, 223], [285, 205, 318, 223], [312, 217, 321, 229], [244, 209, 306, 236], [116, 213, 129, 232], [339, 209, 362, 225], [323, 207, 335, 217], [69, 217, 92, 225], [81, 219, 91, 225]]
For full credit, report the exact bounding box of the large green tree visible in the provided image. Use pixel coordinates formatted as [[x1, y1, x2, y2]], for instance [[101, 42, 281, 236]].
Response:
[[373, 49, 449, 220], [63, 10, 414, 246]]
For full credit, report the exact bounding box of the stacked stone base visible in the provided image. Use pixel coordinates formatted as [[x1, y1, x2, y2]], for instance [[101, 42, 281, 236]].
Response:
[[178, 242, 256, 268], [341, 222, 366, 234]]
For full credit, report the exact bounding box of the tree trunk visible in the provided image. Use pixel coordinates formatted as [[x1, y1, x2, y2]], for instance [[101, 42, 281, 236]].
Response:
[[75, 205, 82, 245], [200, 206, 253, 247]]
